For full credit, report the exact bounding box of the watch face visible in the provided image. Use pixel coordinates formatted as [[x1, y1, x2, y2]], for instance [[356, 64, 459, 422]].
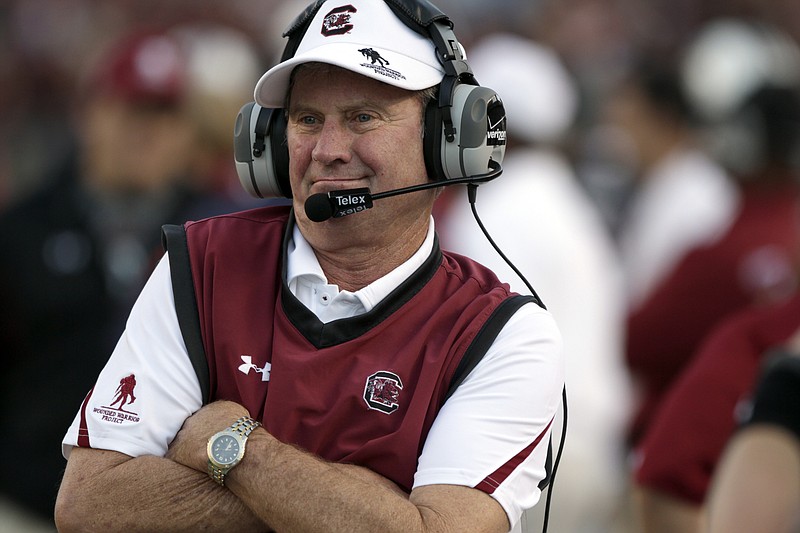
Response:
[[211, 434, 241, 465]]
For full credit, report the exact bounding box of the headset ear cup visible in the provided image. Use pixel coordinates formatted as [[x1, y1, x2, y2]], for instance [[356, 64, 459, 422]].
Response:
[[267, 109, 292, 197], [423, 95, 446, 180], [233, 103, 292, 198], [431, 84, 507, 182]]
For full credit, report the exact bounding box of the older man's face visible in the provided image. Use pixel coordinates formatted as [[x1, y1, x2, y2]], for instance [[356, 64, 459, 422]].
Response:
[[286, 65, 435, 250]]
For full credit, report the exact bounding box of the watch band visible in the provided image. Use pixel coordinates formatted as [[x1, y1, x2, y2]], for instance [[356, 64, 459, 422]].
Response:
[[230, 416, 262, 439], [208, 416, 262, 486]]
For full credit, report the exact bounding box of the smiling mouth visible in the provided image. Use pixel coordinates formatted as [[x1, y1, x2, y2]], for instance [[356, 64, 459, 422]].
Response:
[[310, 178, 368, 194]]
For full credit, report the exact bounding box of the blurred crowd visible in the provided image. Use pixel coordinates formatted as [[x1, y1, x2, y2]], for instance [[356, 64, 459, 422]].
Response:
[[3, 0, 800, 532]]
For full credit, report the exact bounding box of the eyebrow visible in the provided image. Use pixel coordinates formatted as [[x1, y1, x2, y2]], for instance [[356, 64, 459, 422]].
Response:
[[290, 94, 394, 111], [289, 98, 409, 125]]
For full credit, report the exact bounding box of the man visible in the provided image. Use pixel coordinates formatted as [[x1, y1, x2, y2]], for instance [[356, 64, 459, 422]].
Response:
[[55, 1, 564, 532]]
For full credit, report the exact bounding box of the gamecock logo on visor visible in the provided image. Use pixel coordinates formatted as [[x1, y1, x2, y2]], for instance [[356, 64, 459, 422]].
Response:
[[322, 5, 357, 36], [363, 370, 403, 414]]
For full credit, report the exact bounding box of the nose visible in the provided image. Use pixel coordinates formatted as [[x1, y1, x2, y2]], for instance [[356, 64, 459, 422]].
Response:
[[311, 119, 352, 166]]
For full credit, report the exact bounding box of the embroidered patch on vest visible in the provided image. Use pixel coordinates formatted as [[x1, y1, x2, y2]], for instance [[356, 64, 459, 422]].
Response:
[[363, 370, 403, 414]]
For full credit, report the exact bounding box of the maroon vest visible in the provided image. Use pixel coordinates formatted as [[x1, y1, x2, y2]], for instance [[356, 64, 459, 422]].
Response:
[[174, 206, 526, 491]]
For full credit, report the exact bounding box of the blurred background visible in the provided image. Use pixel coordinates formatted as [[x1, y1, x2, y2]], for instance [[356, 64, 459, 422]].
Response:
[[3, 0, 800, 532]]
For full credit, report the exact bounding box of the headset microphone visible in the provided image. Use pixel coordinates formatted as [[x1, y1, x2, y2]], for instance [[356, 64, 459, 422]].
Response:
[[305, 188, 373, 222], [303, 161, 502, 222]]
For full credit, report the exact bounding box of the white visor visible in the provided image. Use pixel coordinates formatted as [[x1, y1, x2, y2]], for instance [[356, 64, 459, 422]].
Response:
[[254, 0, 445, 108]]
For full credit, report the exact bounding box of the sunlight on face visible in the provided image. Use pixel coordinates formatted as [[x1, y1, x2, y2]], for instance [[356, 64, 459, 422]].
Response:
[[286, 64, 436, 252]]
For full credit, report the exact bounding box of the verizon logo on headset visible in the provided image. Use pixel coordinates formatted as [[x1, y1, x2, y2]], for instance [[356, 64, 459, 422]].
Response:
[[486, 97, 507, 146]]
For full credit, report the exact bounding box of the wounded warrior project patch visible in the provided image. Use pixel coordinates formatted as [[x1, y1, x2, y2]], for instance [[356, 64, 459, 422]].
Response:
[[93, 373, 141, 425], [363, 370, 403, 414]]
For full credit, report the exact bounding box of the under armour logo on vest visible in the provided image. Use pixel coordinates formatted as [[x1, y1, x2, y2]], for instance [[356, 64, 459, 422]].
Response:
[[238, 355, 271, 381]]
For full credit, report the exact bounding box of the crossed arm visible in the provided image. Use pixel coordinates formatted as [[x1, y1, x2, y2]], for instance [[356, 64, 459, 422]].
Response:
[[55, 400, 509, 533]]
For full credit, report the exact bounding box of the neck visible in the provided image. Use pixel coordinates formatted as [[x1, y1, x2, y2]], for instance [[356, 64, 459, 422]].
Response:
[[309, 218, 429, 292]]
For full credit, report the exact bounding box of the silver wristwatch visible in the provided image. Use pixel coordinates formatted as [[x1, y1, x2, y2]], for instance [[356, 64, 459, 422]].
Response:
[[206, 416, 261, 486]]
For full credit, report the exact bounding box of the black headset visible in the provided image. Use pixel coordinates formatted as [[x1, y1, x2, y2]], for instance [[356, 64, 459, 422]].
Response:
[[233, 0, 507, 199]]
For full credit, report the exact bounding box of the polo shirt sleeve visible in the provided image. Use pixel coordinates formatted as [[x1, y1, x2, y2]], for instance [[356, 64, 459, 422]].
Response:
[[62, 253, 203, 459], [413, 302, 565, 531]]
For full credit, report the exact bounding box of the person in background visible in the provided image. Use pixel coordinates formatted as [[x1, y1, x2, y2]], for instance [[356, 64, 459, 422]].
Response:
[[606, 59, 737, 317], [637, 288, 800, 533], [438, 32, 632, 533], [0, 28, 230, 526], [707, 345, 800, 533], [175, 23, 285, 214], [595, 52, 738, 452], [629, 19, 800, 533], [55, 1, 565, 532], [634, 290, 800, 532]]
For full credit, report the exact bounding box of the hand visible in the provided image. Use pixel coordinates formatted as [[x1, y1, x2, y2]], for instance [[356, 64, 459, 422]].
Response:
[[167, 400, 251, 473]]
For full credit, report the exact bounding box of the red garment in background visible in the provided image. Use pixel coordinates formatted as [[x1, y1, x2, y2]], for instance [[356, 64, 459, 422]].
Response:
[[633, 291, 800, 503], [626, 182, 800, 446]]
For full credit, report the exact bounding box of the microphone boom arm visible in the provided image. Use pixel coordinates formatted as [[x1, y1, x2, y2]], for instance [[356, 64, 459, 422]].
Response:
[[304, 160, 502, 222], [371, 160, 502, 201]]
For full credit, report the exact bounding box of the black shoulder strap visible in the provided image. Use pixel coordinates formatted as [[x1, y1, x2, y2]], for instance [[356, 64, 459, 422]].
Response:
[[444, 294, 554, 491], [445, 294, 535, 400], [161, 224, 210, 405]]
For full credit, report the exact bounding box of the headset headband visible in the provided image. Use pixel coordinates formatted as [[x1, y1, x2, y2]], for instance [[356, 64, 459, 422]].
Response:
[[233, 0, 506, 199]]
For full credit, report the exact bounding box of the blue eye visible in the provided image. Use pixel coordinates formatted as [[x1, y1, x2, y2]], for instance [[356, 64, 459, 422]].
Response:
[[356, 113, 372, 123]]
